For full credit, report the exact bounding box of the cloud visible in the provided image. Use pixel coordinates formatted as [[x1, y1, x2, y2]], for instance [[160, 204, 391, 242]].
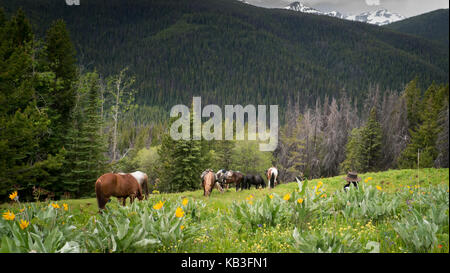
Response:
[[365, 0, 380, 5]]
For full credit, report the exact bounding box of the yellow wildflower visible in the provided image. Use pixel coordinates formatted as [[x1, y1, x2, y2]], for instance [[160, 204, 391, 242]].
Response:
[[63, 203, 68, 211], [409, 190, 413, 194], [19, 219, 29, 230], [2, 210, 15, 221], [364, 178, 369, 183], [317, 181, 323, 188], [182, 198, 188, 206], [297, 198, 303, 204], [376, 186, 382, 191], [368, 177, 373, 180], [268, 194, 273, 199], [9, 191, 18, 201], [51, 203, 60, 209], [321, 194, 327, 198], [283, 193, 290, 201], [175, 207, 185, 218], [153, 200, 165, 210]]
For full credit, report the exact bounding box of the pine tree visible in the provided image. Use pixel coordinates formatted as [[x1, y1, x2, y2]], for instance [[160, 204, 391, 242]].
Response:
[[156, 103, 202, 193], [340, 127, 364, 173], [43, 19, 77, 154], [62, 72, 107, 198], [402, 77, 422, 132], [359, 107, 383, 172], [398, 84, 448, 168]]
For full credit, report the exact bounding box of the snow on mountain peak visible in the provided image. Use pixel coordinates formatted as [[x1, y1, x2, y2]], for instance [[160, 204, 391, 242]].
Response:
[[284, 2, 405, 25]]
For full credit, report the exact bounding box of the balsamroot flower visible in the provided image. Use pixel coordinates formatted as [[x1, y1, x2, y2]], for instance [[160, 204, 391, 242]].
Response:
[[376, 186, 382, 191], [297, 198, 304, 204], [268, 194, 273, 199], [63, 203, 68, 211], [9, 191, 18, 201], [283, 193, 290, 201], [182, 198, 188, 206], [175, 207, 185, 218], [317, 181, 323, 188], [51, 203, 60, 209], [2, 210, 15, 221], [153, 200, 165, 210], [19, 219, 29, 230], [180, 225, 185, 230]]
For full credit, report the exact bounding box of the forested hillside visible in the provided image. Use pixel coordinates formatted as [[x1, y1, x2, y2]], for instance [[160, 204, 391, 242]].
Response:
[[0, 1, 448, 202], [386, 9, 449, 48], [0, 0, 448, 116]]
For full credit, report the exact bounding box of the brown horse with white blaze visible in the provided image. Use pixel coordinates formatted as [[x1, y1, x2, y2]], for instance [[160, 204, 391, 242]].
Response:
[[95, 173, 143, 211]]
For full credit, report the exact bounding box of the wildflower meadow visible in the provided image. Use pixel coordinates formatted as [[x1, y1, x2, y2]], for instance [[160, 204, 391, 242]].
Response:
[[0, 168, 448, 253]]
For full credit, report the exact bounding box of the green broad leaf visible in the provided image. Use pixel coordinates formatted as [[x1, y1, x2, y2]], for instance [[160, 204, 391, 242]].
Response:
[[110, 234, 117, 252], [133, 238, 160, 249], [0, 236, 17, 253], [30, 232, 47, 253], [58, 241, 81, 253], [365, 241, 380, 253]]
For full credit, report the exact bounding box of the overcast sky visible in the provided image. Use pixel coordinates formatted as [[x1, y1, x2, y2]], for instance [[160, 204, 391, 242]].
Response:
[[245, 0, 449, 17]]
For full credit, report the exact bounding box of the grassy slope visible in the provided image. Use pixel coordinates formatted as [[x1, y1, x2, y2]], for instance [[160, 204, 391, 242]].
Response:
[[1, 168, 448, 253], [4, 168, 447, 223]]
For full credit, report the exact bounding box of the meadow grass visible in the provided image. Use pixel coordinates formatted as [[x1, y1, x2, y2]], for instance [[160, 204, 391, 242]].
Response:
[[1, 168, 448, 253]]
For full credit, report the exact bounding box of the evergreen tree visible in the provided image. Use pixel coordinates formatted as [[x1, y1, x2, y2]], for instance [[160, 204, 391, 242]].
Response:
[[359, 107, 383, 172], [157, 103, 202, 192], [402, 77, 422, 132], [43, 19, 77, 154], [340, 127, 364, 173], [62, 72, 107, 198], [398, 84, 448, 168]]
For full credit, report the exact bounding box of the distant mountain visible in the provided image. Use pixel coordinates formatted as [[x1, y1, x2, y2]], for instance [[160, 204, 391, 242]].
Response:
[[386, 9, 449, 48], [346, 9, 405, 25], [1, 0, 447, 115], [285, 2, 344, 18], [285, 2, 404, 25]]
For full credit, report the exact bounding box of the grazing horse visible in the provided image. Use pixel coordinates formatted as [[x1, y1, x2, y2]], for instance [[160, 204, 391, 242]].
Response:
[[201, 169, 224, 196], [95, 173, 143, 211], [202, 170, 219, 197], [130, 171, 149, 199], [244, 174, 266, 189], [224, 170, 245, 191], [216, 169, 228, 189], [266, 167, 278, 189]]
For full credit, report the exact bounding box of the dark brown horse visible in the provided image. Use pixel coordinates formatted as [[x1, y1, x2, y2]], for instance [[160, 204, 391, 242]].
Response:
[[224, 170, 245, 191], [95, 173, 143, 211]]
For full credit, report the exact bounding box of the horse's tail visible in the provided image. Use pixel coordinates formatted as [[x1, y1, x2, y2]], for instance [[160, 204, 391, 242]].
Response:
[[270, 174, 275, 189], [95, 178, 106, 211]]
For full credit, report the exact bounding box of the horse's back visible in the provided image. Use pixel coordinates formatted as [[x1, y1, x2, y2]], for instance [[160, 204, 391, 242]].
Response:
[[95, 173, 118, 197], [130, 171, 147, 186]]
